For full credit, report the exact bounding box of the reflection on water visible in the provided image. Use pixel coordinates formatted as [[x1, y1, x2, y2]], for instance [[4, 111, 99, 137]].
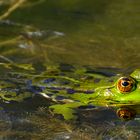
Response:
[[0, 0, 140, 139], [0, 108, 140, 139]]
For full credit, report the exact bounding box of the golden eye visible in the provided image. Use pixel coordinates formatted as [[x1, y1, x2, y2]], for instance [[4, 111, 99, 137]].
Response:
[[117, 108, 136, 120], [117, 77, 135, 93]]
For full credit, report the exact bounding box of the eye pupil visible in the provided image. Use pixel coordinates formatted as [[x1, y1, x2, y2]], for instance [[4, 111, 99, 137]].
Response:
[[122, 81, 129, 86], [117, 77, 135, 93]]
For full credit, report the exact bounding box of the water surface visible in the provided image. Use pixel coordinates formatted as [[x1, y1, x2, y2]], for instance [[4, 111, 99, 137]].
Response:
[[0, 0, 140, 139]]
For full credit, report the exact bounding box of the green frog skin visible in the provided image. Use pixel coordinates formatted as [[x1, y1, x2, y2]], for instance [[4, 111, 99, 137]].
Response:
[[0, 63, 140, 120]]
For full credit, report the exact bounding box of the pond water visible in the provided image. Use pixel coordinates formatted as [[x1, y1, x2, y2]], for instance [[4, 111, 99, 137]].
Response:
[[0, 0, 140, 139]]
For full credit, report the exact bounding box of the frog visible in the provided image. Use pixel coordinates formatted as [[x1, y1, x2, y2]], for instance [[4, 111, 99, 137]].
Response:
[[0, 63, 140, 120]]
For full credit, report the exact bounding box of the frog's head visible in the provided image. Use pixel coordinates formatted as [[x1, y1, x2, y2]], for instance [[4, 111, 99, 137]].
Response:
[[119, 69, 140, 104], [90, 69, 140, 106]]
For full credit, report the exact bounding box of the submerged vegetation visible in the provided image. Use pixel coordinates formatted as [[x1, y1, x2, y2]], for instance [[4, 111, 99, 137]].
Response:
[[0, 108, 139, 139]]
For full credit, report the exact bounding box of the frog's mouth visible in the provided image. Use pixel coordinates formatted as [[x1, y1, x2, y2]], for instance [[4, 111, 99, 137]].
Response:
[[87, 88, 140, 107], [113, 84, 140, 104]]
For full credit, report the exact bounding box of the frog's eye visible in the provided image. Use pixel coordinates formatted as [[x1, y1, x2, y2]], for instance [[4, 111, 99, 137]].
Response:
[[117, 77, 135, 93], [117, 108, 136, 120]]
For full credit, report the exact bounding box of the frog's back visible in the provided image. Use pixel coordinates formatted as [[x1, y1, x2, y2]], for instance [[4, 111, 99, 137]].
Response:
[[28, 64, 119, 103], [0, 63, 118, 104]]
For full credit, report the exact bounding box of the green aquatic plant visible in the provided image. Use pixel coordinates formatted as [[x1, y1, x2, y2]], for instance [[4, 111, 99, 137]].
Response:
[[0, 0, 27, 20]]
